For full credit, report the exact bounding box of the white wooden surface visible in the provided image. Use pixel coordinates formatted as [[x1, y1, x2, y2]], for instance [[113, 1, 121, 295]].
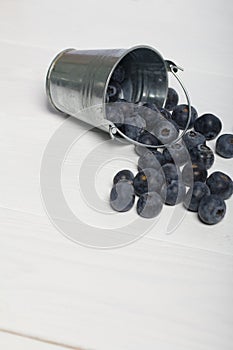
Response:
[[1, 0, 233, 349]]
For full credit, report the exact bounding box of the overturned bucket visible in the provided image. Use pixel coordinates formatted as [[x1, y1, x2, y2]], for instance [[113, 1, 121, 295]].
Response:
[[46, 45, 191, 147]]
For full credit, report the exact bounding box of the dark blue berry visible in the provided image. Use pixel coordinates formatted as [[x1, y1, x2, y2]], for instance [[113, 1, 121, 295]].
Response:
[[182, 163, 208, 186], [164, 88, 179, 111], [216, 134, 233, 158], [159, 108, 172, 121], [182, 130, 206, 150], [140, 102, 159, 111], [113, 170, 134, 185], [161, 163, 181, 184], [133, 168, 164, 196], [107, 81, 122, 102], [138, 151, 163, 171], [137, 192, 163, 218], [110, 181, 135, 212], [138, 131, 159, 147], [206, 171, 233, 200], [123, 113, 146, 141], [137, 104, 160, 131], [172, 104, 198, 130], [111, 65, 125, 83], [194, 113, 222, 140], [163, 143, 189, 166], [114, 99, 135, 117], [189, 144, 215, 170], [198, 195, 226, 225], [152, 119, 179, 144], [183, 182, 210, 212], [160, 180, 186, 205]]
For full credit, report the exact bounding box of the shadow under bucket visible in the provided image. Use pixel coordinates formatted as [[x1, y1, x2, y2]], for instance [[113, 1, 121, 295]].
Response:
[[46, 45, 191, 147]]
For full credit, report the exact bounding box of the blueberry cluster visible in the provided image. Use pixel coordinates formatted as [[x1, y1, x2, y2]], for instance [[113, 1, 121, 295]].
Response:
[[109, 84, 233, 225]]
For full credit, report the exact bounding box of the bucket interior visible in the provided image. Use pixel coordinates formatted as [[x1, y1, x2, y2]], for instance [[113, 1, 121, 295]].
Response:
[[106, 47, 168, 107]]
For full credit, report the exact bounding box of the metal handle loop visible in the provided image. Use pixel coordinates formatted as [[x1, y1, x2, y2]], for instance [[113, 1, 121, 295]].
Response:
[[109, 60, 192, 149]]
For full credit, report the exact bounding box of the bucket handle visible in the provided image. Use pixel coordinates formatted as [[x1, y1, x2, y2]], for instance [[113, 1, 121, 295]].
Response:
[[109, 61, 192, 149]]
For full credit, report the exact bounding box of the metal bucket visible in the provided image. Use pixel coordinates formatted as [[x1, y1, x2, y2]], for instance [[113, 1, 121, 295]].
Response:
[[46, 45, 191, 147]]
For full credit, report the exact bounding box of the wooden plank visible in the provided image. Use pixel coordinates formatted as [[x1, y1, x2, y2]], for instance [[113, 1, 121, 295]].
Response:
[[0, 208, 233, 350], [0, 329, 86, 350]]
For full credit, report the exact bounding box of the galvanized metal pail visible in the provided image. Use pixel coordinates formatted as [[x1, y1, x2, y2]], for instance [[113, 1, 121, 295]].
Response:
[[46, 45, 191, 147]]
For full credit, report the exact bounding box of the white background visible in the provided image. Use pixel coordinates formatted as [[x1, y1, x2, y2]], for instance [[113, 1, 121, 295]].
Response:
[[0, 0, 233, 349]]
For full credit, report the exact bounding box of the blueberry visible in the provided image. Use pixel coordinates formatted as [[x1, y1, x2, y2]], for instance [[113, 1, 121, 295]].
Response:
[[194, 113, 222, 140], [123, 113, 146, 141], [161, 163, 181, 184], [113, 169, 135, 185], [138, 151, 163, 171], [182, 163, 207, 186], [135, 145, 148, 157], [172, 104, 198, 130], [107, 81, 122, 102], [189, 144, 215, 170], [206, 171, 233, 200], [198, 194, 226, 225], [152, 119, 179, 144], [135, 146, 165, 166], [133, 168, 164, 196], [164, 88, 179, 111], [216, 133, 233, 158], [114, 99, 135, 117], [160, 180, 186, 205], [182, 130, 206, 150], [163, 142, 189, 166], [159, 108, 172, 121], [140, 102, 159, 111], [183, 182, 210, 212], [111, 64, 125, 83], [110, 181, 135, 212], [138, 130, 159, 147], [137, 192, 163, 218], [137, 104, 160, 131]]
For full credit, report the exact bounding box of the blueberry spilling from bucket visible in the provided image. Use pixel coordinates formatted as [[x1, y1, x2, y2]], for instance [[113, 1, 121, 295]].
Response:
[[108, 85, 232, 225]]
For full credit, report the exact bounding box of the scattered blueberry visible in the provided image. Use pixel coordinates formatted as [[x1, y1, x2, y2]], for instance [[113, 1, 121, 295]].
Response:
[[123, 113, 146, 141], [138, 130, 159, 147], [137, 192, 163, 218], [138, 151, 163, 171], [172, 104, 198, 130], [182, 163, 208, 186], [184, 182, 210, 212], [114, 99, 135, 116], [113, 169, 134, 185], [182, 130, 206, 150], [160, 180, 186, 205], [107, 81, 122, 102], [194, 113, 222, 140], [134, 145, 148, 157], [110, 181, 135, 212], [206, 171, 233, 200], [163, 142, 189, 166], [152, 119, 179, 144], [111, 64, 125, 83], [159, 108, 172, 121], [133, 168, 164, 196], [189, 144, 215, 170], [165, 87, 179, 111], [161, 163, 181, 184], [198, 194, 226, 225], [137, 104, 160, 131], [216, 133, 233, 158]]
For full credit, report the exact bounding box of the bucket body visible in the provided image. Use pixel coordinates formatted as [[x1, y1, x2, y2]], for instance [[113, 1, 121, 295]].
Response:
[[46, 45, 168, 132]]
